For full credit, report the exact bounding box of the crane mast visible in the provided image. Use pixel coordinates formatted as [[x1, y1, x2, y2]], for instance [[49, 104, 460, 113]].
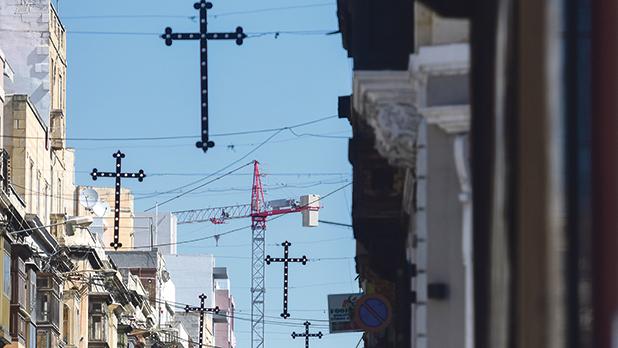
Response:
[[250, 161, 267, 348], [172, 161, 319, 348]]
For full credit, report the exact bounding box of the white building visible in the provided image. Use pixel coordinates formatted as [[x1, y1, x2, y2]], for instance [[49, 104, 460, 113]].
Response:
[[0, 0, 66, 124], [133, 211, 178, 255]]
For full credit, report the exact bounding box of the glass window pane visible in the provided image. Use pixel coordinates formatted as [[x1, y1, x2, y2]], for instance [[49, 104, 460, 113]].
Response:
[[3, 252, 10, 296], [37, 294, 48, 322], [28, 323, 36, 348]]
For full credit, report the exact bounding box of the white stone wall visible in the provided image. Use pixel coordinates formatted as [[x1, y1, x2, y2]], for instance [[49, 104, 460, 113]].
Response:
[[133, 211, 178, 255], [165, 254, 215, 308], [0, 0, 53, 123]]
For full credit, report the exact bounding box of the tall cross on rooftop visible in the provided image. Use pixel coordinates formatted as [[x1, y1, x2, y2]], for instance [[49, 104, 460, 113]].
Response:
[[291, 321, 323, 348], [90, 151, 145, 250], [185, 293, 220, 347], [161, 0, 247, 153], [265, 241, 308, 318]]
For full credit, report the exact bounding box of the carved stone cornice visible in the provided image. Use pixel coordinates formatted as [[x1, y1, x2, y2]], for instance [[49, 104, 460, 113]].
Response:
[[353, 71, 420, 168], [367, 102, 420, 168]]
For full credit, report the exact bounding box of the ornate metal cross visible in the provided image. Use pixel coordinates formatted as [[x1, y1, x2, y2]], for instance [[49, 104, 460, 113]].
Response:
[[90, 150, 145, 250], [161, 0, 247, 153], [185, 293, 220, 347], [291, 321, 323, 348], [265, 241, 308, 318]]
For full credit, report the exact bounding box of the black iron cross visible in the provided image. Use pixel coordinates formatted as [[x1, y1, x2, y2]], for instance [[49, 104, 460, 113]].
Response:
[[185, 293, 220, 347], [265, 241, 308, 319], [161, 0, 247, 153], [90, 151, 145, 250], [291, 321, 323, 348]]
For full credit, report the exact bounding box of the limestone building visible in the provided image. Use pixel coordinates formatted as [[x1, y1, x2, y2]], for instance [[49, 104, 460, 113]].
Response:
[[75, 186, 136, 249], [0, 2, 165, 348]]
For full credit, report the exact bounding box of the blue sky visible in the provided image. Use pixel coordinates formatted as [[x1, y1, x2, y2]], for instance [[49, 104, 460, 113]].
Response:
[[59, 0, 360, 346]]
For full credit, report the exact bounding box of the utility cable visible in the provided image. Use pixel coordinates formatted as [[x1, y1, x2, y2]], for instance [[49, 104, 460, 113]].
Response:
[[144, 129, 284, 211], [153, 298, 331, 327], [63, 29, 337, 37], [107, 182, 351, 250], [60, 2, 334, 20], [143, 161, 254, 211], [0, 115, 337, 142]]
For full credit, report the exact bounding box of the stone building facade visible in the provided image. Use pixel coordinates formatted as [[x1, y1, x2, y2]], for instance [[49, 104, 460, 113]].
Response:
[[337, 1, 471, 347]]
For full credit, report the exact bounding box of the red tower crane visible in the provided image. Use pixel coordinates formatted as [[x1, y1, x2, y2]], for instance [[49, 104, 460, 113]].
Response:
[[172, 161, 319, 348]]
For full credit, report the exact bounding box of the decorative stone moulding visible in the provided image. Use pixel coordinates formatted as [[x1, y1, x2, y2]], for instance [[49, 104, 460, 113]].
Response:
[[410, 43, 471, 134], [369, 102, 420, 169], [353, 71, 421, 169], [419, 105, 470, 134]]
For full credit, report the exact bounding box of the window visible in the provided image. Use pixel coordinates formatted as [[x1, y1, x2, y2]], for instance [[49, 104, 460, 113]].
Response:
[[89, 316, 105, 341], [36, 171, 41, 216], [28, 322, 36, 348], [26, 269, 35, 317], [50, 172, 54, 214], [44, 182, 49, 223], [59, 75, 63, 109], [50, 60, 55, 107], [57, 179, 62, 214], [88, 298, 108, 342], [28, 160, 34, 208], [62, 304, 69, 344], [36, 275, 60, 328], [38, 294, 48, 322], [3, 251, 10, 296], [13, 258, 26, 308]]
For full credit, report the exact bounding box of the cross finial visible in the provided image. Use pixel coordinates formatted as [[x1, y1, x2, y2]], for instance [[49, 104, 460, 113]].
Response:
[[265, 241, 309, 318], [161, 1, 247, 153], [194, 0, 213, 9], [291, 320, 323, 347], [90, 151, 145, 250], [185, 293, 220, 347]]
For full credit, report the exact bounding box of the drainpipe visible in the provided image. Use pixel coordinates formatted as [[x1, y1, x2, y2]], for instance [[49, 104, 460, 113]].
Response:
[[454, 135, 474, 348]]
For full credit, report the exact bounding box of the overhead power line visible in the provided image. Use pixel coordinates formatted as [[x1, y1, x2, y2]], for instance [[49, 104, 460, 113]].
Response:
[[139, 171, 351, 177], [144, 161, 255, 211], [63, 29, 337, 37], [60, 2, 334, 20], [144, 129, 285, 211], [110, 182, 351, 250], [1, 27, 338, 37], [0, 115, 338, 142]]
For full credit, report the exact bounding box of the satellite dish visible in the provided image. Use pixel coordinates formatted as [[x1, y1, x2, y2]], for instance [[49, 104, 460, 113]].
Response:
[[161, 270, 170, 283], [92, 201, 110, 218], [79, 189, 99, 209]]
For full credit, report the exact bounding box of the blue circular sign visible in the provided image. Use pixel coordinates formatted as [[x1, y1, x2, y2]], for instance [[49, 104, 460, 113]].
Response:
[[354, 294, 392, 332]]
